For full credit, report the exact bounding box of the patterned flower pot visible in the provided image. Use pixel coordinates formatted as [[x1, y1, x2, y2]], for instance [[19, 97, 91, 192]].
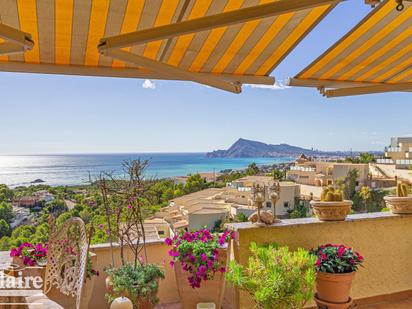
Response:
[[316, 271, 355, 304], [384, 196, 412, 214], [11, 256, 45, 281], [310, 200, 352, 221], [174, 247, 229, 309]]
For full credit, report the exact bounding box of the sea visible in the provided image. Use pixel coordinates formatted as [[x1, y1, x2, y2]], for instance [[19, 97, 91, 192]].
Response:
[[0, 153, 293, 188]]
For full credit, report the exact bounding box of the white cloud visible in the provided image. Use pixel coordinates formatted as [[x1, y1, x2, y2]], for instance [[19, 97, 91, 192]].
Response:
[[142, 79, 156, 89], [245, 79, 291, 90]]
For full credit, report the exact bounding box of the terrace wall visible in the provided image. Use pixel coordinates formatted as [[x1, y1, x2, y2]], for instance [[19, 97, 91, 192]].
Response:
[[228, 212, 412, 308], [89, 240, 179, 309]]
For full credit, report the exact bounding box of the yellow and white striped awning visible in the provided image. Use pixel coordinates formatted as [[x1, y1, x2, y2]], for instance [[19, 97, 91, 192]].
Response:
[[0, 0, 339, 93], [289, 0, 412, 97]]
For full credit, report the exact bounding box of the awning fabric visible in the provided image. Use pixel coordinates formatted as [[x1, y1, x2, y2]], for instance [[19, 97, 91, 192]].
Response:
[[0, 0, 338, 93], [289, 0, 412, 97]]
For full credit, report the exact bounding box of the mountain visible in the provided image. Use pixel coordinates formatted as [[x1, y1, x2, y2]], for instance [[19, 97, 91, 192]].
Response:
[[206, 138, 361, 158]]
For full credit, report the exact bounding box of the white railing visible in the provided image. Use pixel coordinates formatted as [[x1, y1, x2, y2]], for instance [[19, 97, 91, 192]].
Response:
[[395, 159, 412, 165], [377, 159, 394, 164], [289, 166, 315, 172], [386, 147, 401, 152]]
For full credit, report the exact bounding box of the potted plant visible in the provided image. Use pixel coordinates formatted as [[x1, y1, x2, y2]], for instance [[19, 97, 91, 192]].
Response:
[[105, 263, 164, 309], [310, 186, 352, 221], [10, 242, 99, 307], [98, 160, 166, 309], [384, 182, 412, 214], [165, 228, 234, 309], [10, 242, 48, 279], [311, 244, 364, 307], [226, 242, 316, 309]]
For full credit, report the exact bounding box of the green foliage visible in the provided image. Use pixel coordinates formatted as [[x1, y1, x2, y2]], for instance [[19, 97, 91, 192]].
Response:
[[320, 186, 343, 202], [352, 189, 389, 213], [0, 202, 14, 223], [288, 198, 309, 219], [10, 225, 36, 247], [217, 171, 247, 184], [56, 212, 73, 227], [311, 244, 364, 273], [0, 185, 13, 202], [105, 263, 165, 308], [44, 199, 67, 215], [184, 174, 210, 193], [345, 152, 375, 164], [342, 169, 359, 200], [0, 219, 11, 238], [213, 213, 248, 232], [226, 242, 316, 309], [271, 169, 286, 181], [396, 182, 409, 197], [245, 163, 260, 176]]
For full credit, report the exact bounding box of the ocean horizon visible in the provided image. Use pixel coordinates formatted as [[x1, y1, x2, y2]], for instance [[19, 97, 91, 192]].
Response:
[[0, 153, 293, 188]]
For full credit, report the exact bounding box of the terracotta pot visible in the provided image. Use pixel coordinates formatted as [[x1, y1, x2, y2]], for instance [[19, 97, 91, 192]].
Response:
[[316, 271, 355, 304], [384, 196, 412, 214], [310, 200, 352, 221], [11, 256, 45, 281], [174, 247, 229, 309]]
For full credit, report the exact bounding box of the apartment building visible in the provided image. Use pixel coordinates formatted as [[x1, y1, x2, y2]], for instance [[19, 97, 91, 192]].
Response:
[[377, 137, 412, 168], [287, 159, 369, 187]]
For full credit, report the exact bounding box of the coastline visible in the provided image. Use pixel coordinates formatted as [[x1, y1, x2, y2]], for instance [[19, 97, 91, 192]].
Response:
[[0, 153, 294, 188]]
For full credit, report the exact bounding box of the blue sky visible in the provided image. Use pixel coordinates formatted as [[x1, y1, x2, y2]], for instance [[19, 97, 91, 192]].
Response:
[[1, 0, 411, 155]]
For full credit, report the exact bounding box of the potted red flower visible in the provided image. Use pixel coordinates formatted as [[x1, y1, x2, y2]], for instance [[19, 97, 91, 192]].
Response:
[[311, 244, 364, 308], [165, 228, 234, 309]]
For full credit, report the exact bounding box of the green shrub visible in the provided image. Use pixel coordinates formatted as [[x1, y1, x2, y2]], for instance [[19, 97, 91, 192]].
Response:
[[105, 263, 164, 308], [226, 242, 316, 309]]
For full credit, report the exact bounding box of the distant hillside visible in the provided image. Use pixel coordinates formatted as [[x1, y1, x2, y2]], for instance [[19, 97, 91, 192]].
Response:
[[206, 138, 375, 158]]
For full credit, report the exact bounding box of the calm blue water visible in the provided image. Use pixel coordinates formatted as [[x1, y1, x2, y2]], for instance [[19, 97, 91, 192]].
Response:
[[0, 153, 292, 187]]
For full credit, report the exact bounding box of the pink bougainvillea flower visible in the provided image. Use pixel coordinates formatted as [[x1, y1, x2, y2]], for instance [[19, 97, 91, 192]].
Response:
[[164, 238, 173, 246]]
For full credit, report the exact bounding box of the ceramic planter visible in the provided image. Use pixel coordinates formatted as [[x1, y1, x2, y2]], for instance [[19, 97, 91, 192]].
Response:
[[310, 200, 352, 221], [174, 247, 229, 309], [384, 196, 412, 214], [316, 271, 355, 304]]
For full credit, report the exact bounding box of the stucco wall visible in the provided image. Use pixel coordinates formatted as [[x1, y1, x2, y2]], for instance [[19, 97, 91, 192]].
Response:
[[228, 212, 412, 308], [89, 240, 179, 309], [188, 212, 227, 230]]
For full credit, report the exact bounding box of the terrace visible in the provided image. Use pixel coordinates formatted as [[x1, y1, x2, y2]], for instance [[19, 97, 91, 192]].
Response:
[[0, 0, 411, 308]]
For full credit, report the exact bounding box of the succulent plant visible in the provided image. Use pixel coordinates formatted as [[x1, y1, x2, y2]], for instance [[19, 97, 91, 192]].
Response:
[[396, 182, 409, 197], [320, 186, 344, 202]]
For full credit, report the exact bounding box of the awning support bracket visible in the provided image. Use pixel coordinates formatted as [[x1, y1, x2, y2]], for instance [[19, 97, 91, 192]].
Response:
[[0, 23, 34, 56]]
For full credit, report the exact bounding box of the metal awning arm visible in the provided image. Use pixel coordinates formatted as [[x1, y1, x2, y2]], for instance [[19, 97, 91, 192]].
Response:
[[98, 0, 341, 51], [0, 23, 33, 56]]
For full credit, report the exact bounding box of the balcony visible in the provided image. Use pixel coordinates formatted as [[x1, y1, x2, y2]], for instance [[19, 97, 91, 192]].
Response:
[[227, 212, 412, 308], [289, 166, 316, 172], [3, 212, 412, 308]]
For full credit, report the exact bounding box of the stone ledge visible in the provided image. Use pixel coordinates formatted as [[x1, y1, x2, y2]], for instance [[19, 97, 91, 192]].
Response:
[[227, 211, 405, 231]]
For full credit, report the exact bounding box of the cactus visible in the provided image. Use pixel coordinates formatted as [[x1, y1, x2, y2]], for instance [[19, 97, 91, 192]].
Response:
[[321, 186, 344, 202], [396, 182, 409, 197]]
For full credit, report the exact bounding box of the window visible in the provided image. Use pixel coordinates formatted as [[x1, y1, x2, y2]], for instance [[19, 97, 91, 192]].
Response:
[[158, 231, 165, 235], [284, 202, 289, 208], [266, 202, 272, 208]]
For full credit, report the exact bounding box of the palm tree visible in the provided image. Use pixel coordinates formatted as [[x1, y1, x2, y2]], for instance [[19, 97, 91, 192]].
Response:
[[359, 186, 371, 213]]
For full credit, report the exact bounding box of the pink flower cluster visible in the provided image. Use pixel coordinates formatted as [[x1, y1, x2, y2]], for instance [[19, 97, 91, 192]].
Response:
[[311, 244, 364, 274], [10, 242, 48, 266], [165, 228, 235, 288]]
